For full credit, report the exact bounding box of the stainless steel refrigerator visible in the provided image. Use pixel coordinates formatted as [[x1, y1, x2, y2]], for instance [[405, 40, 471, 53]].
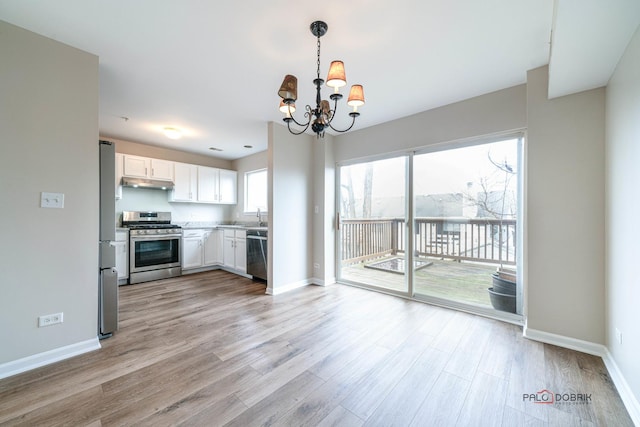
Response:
[[99, 140, 118, 338]]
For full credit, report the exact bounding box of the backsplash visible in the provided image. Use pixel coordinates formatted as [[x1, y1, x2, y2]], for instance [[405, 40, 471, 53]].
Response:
[[115, 187, 231, 225]]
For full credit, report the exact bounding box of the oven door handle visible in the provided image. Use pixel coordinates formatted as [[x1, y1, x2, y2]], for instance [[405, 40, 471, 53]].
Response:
[[131, 234, 182, 241]]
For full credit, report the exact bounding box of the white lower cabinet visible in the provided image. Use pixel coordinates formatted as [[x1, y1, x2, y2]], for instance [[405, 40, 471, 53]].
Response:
[[203, 229, 223, 265], [181, 228, 246, 276], [182, 230, 204, 270], [115, 230, 128, 282], [182, 229, 223, 272], [222, 229, 246, 273]]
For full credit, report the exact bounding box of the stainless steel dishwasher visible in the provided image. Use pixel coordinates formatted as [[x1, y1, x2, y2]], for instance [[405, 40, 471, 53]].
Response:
[[246, 229, 267, 281]]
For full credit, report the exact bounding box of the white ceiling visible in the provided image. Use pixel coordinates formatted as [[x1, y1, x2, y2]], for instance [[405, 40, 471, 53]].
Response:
[[1, 1, 638, 160]]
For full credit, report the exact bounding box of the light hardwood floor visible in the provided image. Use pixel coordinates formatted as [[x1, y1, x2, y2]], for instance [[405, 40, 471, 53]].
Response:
[[0, 270, 633, 426]]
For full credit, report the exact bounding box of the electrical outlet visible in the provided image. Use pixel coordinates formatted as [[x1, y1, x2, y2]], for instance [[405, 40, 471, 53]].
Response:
[[615, 328, 623, 345], [40, 192, 64, 208], [38, 312, 64, 327], [314, 263, 320, 270]]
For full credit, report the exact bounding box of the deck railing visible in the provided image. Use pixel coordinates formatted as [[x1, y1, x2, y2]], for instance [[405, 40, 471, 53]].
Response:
[[341, 217, 517, 266]]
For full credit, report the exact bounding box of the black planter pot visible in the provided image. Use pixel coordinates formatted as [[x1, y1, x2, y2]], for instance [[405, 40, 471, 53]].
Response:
[[491, 273, 516, 295], [488, 287, 516, 313]]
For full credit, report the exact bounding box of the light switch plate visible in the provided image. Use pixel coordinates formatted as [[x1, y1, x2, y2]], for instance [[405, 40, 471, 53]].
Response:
[[41, 192, 64, 208]]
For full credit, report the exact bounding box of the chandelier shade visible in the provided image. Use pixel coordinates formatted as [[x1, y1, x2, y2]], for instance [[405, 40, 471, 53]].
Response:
[[347, 85, 365, 109], [277, 21, 365, 138], [326, 61, 347, 90], [278, 75, 298, 102]]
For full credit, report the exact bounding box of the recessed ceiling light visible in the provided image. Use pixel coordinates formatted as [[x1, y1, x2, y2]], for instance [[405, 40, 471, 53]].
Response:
[[209, 147, 223, 152], [163, 127, 182, 140], [244, 145, 253, 149]]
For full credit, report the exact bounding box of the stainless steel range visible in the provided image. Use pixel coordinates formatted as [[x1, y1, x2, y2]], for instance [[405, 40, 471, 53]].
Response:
[[123, 211, 182, 284]]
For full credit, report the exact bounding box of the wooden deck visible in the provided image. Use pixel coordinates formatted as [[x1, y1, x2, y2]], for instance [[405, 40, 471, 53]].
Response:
[[341, 256, 500, 307]]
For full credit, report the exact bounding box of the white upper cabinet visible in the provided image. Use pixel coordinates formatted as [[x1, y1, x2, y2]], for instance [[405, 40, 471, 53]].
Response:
[[195, 166, 237, 204], [122, 154, 174, 181], [197, 166, 218, 203], [218, 169, 238, 204], [150, 158, 174, 181], [121, 153, 237, 205], [170, 162, 198, 202]]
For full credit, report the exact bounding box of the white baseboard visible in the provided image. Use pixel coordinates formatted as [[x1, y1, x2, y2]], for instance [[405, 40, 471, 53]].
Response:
[[523, 326, 607, 357], [309, 277, 337, 287], [524, 327, 640, 426], [601, 348, 640, 426], [0, 337, 101, 380], [266, 278, 312, 295]]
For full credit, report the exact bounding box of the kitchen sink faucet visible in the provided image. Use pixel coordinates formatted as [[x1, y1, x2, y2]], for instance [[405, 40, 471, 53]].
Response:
[[257, 208, 265, 226]]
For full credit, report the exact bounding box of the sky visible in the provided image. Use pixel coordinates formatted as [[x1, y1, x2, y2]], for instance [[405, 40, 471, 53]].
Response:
[[340, 138, 519, 217]]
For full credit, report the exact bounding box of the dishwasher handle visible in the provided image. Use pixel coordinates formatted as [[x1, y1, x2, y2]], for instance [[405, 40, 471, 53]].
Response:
[[246, 235, 267, 241]]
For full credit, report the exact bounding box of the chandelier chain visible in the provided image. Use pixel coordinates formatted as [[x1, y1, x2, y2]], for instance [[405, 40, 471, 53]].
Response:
[[316, 31, 321, 80]]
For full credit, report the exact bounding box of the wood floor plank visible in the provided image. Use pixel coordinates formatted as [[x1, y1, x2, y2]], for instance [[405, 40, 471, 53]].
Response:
[[0, 270, 632, 426], [456, 371, 509, 426], [362, 347, 449, 427], [501, 406, 547, 427], [340, 331, 434, 420], [273, 345, 391, 426], [544, 344, 596, 424], [443, 315, 492, 381], [409, 371, 472, 426], [224, 370, 325, 427], [505, 331, 549, 422], [316, 406, 364, 427]]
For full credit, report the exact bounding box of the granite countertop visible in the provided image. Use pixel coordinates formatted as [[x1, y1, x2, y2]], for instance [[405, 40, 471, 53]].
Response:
[[178, 222, 267, 231]]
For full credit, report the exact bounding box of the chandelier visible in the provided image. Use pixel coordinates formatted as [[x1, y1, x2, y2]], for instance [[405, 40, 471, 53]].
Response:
[[277, 21, 365, 138]]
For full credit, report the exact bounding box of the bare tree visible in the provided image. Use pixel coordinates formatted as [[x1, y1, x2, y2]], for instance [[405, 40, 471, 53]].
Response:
[[362, 163, 373, 217], [341, 168, 356, 218], [464, 152, 516, 219]]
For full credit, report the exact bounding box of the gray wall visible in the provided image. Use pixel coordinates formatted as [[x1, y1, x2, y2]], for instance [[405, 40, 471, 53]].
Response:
[[312, 137, 336, 285], [0, 21, 99, 363], [606, 25, 640, 404], [335, 85, 527, 162], [107, 137, 232, 169], [526, 66, 606, 344], [268, 123, 314, 294]]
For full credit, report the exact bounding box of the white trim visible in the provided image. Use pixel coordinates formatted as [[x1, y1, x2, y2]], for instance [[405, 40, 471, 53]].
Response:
[[524, 327, 640, 426], [601, 348, 640, 426], [265, 279, 312, 295], [523, 326, 606, 357], [0, 337, 101, 380], [310, 277, 337, 287], [310, 277, 325, 286]]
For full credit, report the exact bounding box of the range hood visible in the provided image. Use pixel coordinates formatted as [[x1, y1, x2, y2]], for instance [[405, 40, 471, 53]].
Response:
[[121, 177, 174, 190]]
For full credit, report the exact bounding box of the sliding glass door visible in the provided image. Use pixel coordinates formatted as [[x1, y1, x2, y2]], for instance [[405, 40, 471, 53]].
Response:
[[337, 136, 522, 316], [337, 156, 409, 294], [412, 138, 520, 312]]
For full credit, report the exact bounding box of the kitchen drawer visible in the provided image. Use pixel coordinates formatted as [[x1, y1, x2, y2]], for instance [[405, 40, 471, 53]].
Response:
[[183, 229, 204, 239]]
